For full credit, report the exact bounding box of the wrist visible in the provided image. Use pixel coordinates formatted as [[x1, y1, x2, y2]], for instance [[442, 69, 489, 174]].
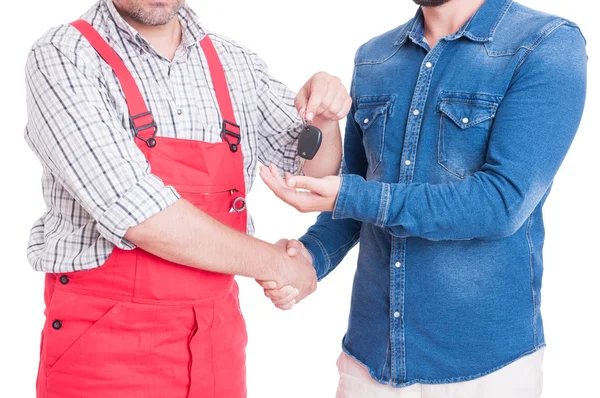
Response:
[[270, 247, 291, 287], [310, 116, 338, 131]]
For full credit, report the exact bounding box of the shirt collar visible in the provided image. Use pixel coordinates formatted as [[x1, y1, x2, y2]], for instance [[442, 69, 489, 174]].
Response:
[[103, 0, 206, 52], [396, 0, 513, 46]]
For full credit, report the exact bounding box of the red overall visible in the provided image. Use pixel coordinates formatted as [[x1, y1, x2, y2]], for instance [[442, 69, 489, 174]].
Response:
[[37, 20, 248, 398]]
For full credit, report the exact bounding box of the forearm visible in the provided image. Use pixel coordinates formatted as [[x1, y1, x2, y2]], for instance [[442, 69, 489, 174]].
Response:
[[302, 119, 342, 178], [334, 173, 533, 240], [125, 199, 283, 281]]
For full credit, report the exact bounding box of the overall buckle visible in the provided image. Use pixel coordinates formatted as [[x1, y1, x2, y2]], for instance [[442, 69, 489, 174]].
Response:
[[221, 120, 241, 153], [130, 111, 158, 148]]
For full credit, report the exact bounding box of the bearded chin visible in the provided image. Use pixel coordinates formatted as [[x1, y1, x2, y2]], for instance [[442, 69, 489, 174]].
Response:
[[412, 0, 452, 6], [128, 0, 185, 26]]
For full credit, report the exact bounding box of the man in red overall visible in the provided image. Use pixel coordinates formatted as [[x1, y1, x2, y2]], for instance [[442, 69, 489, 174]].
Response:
[[24, 1, 350, 397]]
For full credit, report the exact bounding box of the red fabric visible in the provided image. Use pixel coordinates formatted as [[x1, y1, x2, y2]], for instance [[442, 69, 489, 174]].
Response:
[[37, 21, 248, 398], [200, 37, 239, 134]]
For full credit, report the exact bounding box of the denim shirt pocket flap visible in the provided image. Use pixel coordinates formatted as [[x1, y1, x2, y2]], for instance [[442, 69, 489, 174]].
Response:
[[437, 92, 502, 130], [438, 101, 498, 129], [354, 105, 388, 129]]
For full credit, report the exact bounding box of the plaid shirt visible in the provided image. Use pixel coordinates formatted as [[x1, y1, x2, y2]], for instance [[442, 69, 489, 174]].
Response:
[[25, 0, 302, 273]]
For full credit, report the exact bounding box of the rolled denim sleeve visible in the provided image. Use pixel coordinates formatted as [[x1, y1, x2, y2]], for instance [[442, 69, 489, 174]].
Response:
[[299, 94, 366, 279], [333, 24, 587, 240]]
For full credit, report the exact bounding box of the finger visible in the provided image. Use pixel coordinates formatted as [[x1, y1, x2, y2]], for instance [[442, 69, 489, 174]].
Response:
[[316, 86, 336, 117], [271, 288, 299, 305], [286, 175, 329, 195], [261, 166, 298, 199], [337, 97, 353, 120], [260, 167, 316, 210], [286, 239, 304, 257], [276, 300, 296, 311], [330, 91, 351, 120], [257, 280, 277, 289], [264, 285, 295, 301], [294, 84, 309, 115], [269, 164, 288, 188], [260, 166, 291, 195], [321, 90, 346, 120], [305, 82, 327, 122]]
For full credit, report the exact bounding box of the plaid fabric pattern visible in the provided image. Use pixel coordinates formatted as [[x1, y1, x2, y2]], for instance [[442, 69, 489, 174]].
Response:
[[25, 0, 302, 272]]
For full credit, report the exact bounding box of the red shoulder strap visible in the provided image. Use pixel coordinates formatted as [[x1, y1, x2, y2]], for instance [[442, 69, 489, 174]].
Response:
[[70, 20, 240, 151], [70, 19, 157, 146], [200, 35, 241, 152]]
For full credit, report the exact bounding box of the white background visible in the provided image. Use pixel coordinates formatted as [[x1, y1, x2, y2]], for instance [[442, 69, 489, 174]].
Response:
[[0, 0, 597, 397]]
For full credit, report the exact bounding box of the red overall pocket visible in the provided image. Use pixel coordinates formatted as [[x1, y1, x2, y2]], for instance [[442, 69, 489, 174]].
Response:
[[41, 289, 121, 376], [178, 186, 247, 233], [40, 289, 196, 398]]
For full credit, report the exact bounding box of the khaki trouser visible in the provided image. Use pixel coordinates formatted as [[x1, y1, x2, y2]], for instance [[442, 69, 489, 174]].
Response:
[[336, 349, 544, 398]]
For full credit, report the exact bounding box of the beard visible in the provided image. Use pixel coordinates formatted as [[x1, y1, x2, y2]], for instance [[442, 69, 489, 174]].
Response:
[[412, 0, 452, 6], [116, 0, 186, 26]]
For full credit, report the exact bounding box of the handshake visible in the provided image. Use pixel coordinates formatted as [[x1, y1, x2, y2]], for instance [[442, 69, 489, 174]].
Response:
[[257, 239, 316, 311]]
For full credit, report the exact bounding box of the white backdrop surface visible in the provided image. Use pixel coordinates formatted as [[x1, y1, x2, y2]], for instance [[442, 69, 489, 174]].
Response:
[[0, 1, 597, 397]]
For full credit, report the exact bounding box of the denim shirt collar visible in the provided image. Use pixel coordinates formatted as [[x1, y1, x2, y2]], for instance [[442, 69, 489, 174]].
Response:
[[396, 0, 513, 46]]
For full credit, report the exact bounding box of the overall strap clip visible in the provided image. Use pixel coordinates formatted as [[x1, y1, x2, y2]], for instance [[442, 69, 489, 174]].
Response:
[[130, 111, 158, 147], [221, 120, 241, 152]]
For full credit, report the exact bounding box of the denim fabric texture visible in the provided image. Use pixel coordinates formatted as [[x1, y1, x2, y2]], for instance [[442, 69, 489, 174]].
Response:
[[299, 0, 587, 387]]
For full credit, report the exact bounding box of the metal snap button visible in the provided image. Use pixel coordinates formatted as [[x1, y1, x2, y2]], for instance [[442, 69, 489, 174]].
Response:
[[59, 275, 69, 285], [52, 320, 62, 330], [231, 197, 246, 212]]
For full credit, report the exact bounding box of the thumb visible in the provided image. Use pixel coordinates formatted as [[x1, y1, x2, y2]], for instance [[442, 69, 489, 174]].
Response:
[[286, 239, 304, 257], [286, 175, 328, 195], [274, 238, 289, 249]]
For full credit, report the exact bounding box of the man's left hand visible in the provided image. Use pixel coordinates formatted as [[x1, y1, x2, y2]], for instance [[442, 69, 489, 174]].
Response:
[[259, 164, 341, 213]]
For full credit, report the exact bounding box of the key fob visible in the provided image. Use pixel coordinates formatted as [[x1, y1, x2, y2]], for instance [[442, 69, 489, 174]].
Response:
[[297, 125, 322, 160]]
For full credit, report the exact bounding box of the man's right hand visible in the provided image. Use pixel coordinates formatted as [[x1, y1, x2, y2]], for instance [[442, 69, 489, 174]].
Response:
[[257, 239, 316, 310]]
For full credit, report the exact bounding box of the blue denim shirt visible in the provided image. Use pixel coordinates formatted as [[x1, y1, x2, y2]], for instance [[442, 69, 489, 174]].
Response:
[[299, 0, 587, 387]]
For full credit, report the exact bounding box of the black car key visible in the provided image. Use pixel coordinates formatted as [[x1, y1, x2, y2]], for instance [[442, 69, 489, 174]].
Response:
[[296, 122, 323, 175]]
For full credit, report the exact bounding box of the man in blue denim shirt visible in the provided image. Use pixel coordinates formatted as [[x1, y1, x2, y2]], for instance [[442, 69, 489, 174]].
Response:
[[259, 0, 587, 396]]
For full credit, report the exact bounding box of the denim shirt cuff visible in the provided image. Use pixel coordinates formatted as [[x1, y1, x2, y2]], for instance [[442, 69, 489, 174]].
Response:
[[298, 234, 330, 281], [333, 174, 388, 226]]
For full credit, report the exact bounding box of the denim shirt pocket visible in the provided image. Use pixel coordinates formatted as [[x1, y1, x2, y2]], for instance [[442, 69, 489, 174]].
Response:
[[436, 91, 502, 179], [355, 96, 394, 173]]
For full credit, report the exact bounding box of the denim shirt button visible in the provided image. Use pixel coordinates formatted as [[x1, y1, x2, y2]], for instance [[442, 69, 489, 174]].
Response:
[[395, 262, 401, 268], [413, 109, 420, 116], [462, 117, 469, 124], [363, 118, 369, 124], [404, 160, 411, 166], [394, 312, 400, 318], [425, 62, 433, 68]]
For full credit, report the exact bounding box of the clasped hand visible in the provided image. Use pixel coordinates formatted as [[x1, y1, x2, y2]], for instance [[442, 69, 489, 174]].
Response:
[[257, 239, 316, 311]]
